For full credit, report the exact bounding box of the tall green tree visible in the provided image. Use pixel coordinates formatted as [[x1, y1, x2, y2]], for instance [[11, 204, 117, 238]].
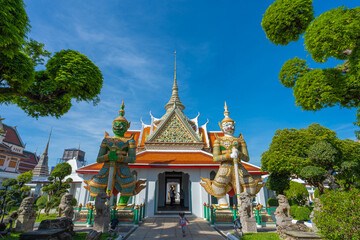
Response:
[[262, 123, 359, 195], [41, 162, 72, 214], [336, 139, 360, 190], [300, 140, 340, 194], [12, 170, 33, 202], [0, 178, 17, 223], [262, 0, 360, 138], [0, 0, 103, 118], [266, 173, 290, 195]]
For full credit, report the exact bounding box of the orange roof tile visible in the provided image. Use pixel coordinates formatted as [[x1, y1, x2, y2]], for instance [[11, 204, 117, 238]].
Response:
[[208, 132, 224, 149], [136, 151, 214, 165], [125, 131, 141, 145], [76, 151, 263, 173]]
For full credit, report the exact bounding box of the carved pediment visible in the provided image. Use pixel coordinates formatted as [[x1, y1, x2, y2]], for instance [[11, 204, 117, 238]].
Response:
[[146, 106, 202, 145], [152, 115, 195, 143]]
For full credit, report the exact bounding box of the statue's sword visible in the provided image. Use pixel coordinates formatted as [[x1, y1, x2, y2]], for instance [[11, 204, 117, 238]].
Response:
[[232, 147, 242, 217], [106, 146, 117, 205]]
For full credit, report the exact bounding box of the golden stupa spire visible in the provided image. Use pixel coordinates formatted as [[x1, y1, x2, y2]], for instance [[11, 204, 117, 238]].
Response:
[[165, 51, 185, 111]]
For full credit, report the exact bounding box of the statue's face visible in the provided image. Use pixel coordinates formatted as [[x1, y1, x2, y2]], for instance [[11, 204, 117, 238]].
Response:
[[113, 121, 128, 136], [22, 197, 33, 207], [278, 195, 286, 203], [222, 122, 235, 136], [65, 196, 72, 204]]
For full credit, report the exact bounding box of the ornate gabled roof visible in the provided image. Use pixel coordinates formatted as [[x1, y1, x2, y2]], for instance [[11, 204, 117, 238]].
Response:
[[145, 104, 203, 150], [19, 151, 38, 173], [3, 124, 24, 147]]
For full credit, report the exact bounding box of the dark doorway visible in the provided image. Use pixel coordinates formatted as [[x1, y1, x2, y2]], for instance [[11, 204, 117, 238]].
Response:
[[157, 171, 190, 213]]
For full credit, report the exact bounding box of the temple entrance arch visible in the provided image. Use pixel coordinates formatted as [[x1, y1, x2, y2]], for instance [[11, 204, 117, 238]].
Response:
[[156, 171, 190, 213]]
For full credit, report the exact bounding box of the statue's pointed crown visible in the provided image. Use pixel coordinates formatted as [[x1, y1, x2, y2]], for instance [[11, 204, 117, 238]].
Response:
[[221, 101, 234, 124], [113, 100, 128, 123]]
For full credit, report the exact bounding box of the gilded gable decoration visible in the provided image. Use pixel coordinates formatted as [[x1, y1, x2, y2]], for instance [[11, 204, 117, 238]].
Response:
[[154, 115, 194, 143]]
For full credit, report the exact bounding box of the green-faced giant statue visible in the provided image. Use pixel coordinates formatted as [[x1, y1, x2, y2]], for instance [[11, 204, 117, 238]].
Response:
[[84, 101, 146, 206]]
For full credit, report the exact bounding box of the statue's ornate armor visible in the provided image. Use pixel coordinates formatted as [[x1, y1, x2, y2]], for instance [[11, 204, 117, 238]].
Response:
[[201, 134, 261, 197], [84, 132, 145, 197]]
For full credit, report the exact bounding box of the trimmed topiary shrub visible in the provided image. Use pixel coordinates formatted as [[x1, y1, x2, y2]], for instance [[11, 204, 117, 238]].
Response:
[[71, 197, 77, 206], [267, 198, 279, 207], [314, 189, 360, 239], [290, 205, 299, 218], [295, 207, 311, 221], [284, 181, 309, 206]]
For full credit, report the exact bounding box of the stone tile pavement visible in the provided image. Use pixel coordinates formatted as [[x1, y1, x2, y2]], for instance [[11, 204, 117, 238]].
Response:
[[126, 217, 225, 240]]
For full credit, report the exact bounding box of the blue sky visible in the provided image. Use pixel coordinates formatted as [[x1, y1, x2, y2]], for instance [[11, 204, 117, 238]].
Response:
[[1, 0, 359, 168]]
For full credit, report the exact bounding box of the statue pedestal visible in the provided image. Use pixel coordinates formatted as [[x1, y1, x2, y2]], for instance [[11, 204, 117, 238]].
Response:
[[15, 215, 35, 232], [93, 215, 110, 233], [275, 216, 292, 227], [241, 216, 257, 233]]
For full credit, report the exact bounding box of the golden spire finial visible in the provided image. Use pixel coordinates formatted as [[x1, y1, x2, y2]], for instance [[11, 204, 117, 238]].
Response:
[[165, 51, 185, 111], [221, 101, 234, 124], [224, 101, 230, 117], [173, 51, 177, 90]]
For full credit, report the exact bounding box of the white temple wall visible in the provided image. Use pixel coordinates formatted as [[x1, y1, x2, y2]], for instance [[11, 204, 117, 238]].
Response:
[[78, 167, 267, 217]]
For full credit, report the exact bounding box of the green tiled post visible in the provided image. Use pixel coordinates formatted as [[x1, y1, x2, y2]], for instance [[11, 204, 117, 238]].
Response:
[[139, 204, 143, 222], [134, 205, 139, 225], [112, 206, 117, 221], [87, 206, 94, 225], [210, 205, 215, 226], [86, 206, 90, 223], [232, 205, 237, 221], [78, 203, 82, 213], [206, 204, 210, 222], [143, 203, 145, 219], [203, 203, 207, 220]]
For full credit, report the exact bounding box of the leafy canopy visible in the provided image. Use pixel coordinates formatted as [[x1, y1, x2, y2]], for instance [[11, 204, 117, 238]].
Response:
[[41, 162, 73, 214], [261, 0, 314, 45], [266, 173, 290, 195], [261, 123, 360, 195], [0, 0, 103, 118], [262, 1, 360, 138]]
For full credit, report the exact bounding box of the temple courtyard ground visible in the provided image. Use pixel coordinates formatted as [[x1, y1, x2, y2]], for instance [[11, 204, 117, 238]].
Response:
[[127, 217, 224, 240], [27, 217, 277, 239]]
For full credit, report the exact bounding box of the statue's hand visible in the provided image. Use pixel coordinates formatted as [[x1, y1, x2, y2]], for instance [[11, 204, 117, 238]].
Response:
[[108, 151, 118, 162], [116, 155, 124, 162], [230, 147, 239, 159]]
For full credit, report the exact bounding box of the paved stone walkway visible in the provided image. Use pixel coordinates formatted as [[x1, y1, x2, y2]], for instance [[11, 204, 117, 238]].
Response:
[[127, 217, 225, 240]]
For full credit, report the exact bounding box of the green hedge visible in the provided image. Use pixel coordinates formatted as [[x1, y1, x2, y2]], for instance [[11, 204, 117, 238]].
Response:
[[295, 207, 311, 221], [267, 198, 279, 207], [314, 189, 360, 239], [290, 205, 298, 218]]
